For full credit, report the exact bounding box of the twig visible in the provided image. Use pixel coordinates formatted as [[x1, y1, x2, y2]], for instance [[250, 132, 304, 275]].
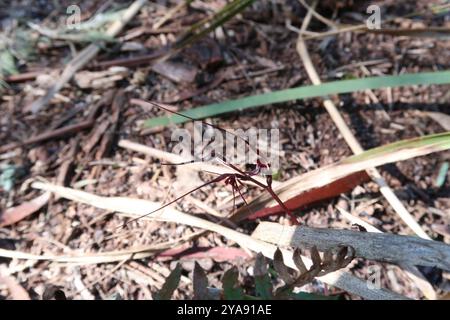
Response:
[[0, 93, 112, 154], [153, 0, 192, 30], [28, 181, 408, 300], [251, 222, 450, 271], [296, 1, 431, 240], [0, 120, 92, 154], [336, 206, 437, 300]]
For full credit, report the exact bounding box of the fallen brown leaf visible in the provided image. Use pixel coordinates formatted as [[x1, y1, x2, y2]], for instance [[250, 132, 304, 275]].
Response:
[[0, 192, 50, 227]]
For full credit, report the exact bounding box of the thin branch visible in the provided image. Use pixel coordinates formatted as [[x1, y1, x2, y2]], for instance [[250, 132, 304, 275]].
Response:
[[336, 206, 437, 300], [251, 222, 450, 271]]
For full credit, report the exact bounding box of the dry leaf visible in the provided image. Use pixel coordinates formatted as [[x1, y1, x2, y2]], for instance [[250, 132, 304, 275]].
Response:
[[0, 192, 50, 227], [0, 276, 30, 300]]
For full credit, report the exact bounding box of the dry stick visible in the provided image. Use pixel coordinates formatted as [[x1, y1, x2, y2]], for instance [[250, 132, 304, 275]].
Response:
[[335, 207, 437, 300], [25, 0, 147, 114], [296, 4, 430, 240], [153, 0, 192, 30], [0, 93, 111, 154], [0, 121, 92, 154], [28, 182, 408, 300], [251, 222, 450, 271]]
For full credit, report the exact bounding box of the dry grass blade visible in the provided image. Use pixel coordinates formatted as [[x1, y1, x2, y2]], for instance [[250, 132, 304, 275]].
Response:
[[302, 3, 450, 41], [27, 181, 408, 299], [0, 192, 50, 227], [426, 112, 450, 131], [368, 27, 450, 39], [0, 231, 203, 264]]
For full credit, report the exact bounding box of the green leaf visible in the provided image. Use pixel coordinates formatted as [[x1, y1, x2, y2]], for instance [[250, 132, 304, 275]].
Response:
[[193, 262, 210, 300], [143, 70, 450, 128], [436, 161, 449, 188], [0, 165, 17, 192], [222, 267, 244, 300], [153, 263, 182, 300], [175, 0, 255, 50], [0, 50, 18, 77], [253, 253, 273, 299]]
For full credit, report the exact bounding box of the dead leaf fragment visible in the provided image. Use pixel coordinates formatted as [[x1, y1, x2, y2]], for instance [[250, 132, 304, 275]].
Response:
[[0, 192, 50, 227], [74, 67, 129, 89], [0, 276, 30, 300], [426, 112, 450, 131], [151, 60, 198, 83]]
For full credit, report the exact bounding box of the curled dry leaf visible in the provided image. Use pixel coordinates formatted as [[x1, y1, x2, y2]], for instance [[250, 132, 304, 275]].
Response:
[[151, 60, 198, 83]]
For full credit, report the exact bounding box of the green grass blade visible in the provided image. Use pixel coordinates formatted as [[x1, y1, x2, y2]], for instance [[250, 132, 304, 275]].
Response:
[[144, 70, 450, 128], [174, 0, 255, 50]]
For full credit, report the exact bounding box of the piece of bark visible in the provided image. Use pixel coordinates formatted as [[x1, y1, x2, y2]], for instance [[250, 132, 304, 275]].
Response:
[[95, 90, 125, 160], [252, 222, 450, 271], [56, 138, 79, 187], [82, 115, 110, 154]]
